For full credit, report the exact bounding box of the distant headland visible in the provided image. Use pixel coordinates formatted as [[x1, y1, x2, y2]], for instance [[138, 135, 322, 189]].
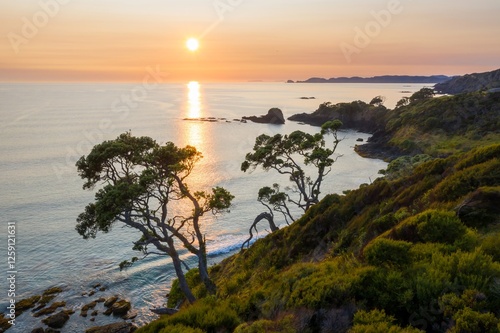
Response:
[[287, 75, 451, 84]]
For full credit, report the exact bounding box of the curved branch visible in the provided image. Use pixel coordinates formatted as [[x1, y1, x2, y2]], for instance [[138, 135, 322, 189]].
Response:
[[241, 212, 278, 250]]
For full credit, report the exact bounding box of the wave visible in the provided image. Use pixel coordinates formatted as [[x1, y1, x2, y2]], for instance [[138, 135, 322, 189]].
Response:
[[206, 233, 266, 257]]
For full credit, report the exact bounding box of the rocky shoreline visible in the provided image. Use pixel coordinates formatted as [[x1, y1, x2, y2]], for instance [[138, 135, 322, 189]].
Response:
[[1, 285, 137, 333]]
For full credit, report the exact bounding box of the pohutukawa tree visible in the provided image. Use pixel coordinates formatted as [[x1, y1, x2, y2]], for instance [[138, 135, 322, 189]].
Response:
[[240, 120, 343, 248], [76, 132, 234, 304]]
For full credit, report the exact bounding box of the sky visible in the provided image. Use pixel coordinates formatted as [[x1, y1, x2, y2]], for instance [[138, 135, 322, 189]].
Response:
[[1, 0, 499, 82]]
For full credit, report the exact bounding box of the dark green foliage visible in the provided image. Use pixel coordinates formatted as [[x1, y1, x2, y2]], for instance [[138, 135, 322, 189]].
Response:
[[234, 316, 296, 333], [450, 308, 499, 333], [416, 210, 467, 244], [409, 88, 435, 103], [363, 238, 412, 267], [351, 309, 423, 333], [76, 132, 234, 302], [242, 119, 343, 222], [386, 92, 500, 155], [482, 233, 500, 261], [138, 297, 240, 333], [457, 186, 500, 227]]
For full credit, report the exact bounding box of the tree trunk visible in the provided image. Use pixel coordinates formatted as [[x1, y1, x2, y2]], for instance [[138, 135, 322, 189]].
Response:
[[241, 212, 278, 250], [197, 248, 217, 295], [170, 248, 196, 304]]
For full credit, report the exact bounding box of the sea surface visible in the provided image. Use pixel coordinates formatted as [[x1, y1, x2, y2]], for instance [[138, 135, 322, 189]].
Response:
[[0, 82, 429, 331]]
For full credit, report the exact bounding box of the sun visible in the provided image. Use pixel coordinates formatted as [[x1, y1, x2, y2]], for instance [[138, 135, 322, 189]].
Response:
[[186, 38, 199, 52]]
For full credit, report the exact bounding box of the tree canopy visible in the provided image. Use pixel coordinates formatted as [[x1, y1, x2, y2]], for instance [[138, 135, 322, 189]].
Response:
[[76, 132, 234, 303], [240, 121, 342, 246]]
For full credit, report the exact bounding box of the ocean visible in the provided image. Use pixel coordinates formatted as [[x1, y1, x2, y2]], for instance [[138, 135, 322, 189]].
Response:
[[0, 82, 429, 331]]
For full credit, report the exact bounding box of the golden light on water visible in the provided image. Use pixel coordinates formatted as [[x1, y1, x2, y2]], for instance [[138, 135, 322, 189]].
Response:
[[187, 81, 201, 118], [185, 81, 203, 148]]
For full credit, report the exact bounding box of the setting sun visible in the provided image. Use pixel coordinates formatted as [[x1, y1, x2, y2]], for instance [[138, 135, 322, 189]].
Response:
[[186, 38, 199, 52]]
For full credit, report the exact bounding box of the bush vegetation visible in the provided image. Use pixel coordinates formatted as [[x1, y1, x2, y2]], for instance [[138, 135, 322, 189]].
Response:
[[137, 90, 499, 333]]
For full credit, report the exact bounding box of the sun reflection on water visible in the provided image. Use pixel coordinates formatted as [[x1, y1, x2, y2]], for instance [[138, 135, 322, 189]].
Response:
[[184, 81, 204, 149], [187, 81, 201, 118]]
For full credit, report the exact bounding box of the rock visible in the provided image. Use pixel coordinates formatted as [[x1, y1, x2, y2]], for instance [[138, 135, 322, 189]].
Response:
[[33, 301, 66, 317], [43, 287, 63, 296], [111, 300, 131, 316], [85, 322, 137, 333], [88, 290, 96, 296], [150, 307, 179, 315], [91, 310, 98, 317], [356, 138, 364, 142], [1, 315, 13, 332], [242, 108, 285, 124], [104, 296, 119, 307], [42, 311, 70, 329], [99, 286, 106, 292], [82, 301, 97, 311], [81, 300, 98, 317], [31, 328, 45, 333], [122, 310, 137, 320], [45, 329, 61, 333], [96, 297, 106, 303], [16, 295, 41, 316], [103, 308, 113, 316]]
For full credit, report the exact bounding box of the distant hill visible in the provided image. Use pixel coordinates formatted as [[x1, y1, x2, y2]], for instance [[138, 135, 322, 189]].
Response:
[[434, 68, 500, 94], [290, 75, 451, 84]]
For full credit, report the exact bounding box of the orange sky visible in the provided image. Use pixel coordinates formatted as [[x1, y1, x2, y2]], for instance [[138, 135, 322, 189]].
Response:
[[1, 0, 499, 82]]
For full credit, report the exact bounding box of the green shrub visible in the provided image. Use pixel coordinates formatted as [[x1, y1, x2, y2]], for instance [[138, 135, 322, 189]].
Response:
[[455, 144, 500, 171], [287, 264, 366, 309], [137, 322, 204, 333], [482, 233, 500, 261], [364, 238, 412, 267], [416, 210, 467, 244], [353, 309, 395, 325], [450, 308, 499, 333], [440, 289, 489, 318], [353, 267, 412, 312], [371, 214, 398, 234], [234, 316, 296, 333], [350, 309, 423, 333], [139, 297, 241, 333]]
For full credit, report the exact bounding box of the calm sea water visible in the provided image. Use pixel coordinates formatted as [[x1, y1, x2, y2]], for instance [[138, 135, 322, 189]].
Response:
[[0, 82, 428, 331]]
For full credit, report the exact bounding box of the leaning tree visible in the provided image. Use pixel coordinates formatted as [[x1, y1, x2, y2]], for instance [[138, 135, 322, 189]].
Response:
[[76, 132, 233, 304], [240, 120, 342, 248]]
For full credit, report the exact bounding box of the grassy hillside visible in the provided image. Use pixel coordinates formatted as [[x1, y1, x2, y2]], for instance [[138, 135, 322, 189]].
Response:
[[357, 91, 500, 159], [137, 92, 500, 333], [434, 69, 500, 94]]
